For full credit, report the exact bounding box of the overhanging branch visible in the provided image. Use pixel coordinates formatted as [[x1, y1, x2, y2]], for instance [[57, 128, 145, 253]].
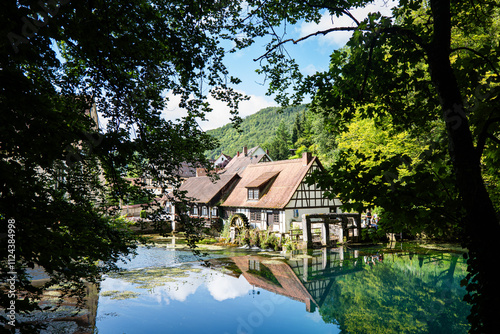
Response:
[[253, 26, 357, 61], [451, 47, 500, 78], [254, 25, 429, 62], [305, 1, 361, 26]]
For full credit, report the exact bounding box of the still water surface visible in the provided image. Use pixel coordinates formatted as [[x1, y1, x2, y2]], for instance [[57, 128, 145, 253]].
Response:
[[95, 244, 470, 334]]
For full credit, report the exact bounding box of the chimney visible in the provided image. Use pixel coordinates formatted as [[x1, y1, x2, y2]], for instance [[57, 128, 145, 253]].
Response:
[[243, 146, 248, 156], [266, 149, 269, 155], [302, 152, 312, 166], [196, 168, 207, 177], [237, 151, 240, 157]]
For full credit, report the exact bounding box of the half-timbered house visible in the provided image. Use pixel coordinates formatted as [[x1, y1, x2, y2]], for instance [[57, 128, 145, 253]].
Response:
[[221, 152, 342, 233]]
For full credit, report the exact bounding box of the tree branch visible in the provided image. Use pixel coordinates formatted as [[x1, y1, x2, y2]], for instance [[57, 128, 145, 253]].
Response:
[[451, 47, 500, 78], [254, 23, 430, 62], [253, 26, 357, 61], [306, 1, 361, 26]]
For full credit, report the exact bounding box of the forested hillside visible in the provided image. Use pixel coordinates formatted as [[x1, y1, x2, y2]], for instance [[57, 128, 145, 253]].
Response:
[[205, 104, 306, 159]]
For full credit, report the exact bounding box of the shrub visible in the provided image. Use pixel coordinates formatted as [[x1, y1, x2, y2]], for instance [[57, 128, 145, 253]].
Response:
[[198, 238, 217, 244], [250, 229, 261, 248], [361, 226, 388, 243], [282, 236, 297, 251], [261, 232, 280, 250], [236, 228, 250, 246], [211, 217, 223, 232], [220, 222, 231, 241]]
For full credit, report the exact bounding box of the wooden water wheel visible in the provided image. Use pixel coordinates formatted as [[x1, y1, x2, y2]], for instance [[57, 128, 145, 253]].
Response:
[[229, 213, 249, 229]]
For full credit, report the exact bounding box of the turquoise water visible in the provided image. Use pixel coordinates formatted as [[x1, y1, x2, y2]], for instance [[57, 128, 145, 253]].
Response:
[[95, 244, 471, 334]]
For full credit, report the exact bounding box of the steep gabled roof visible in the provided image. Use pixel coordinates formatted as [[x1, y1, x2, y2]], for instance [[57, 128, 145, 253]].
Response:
[[214, 153, 232, 168], [222, 146, 271, 175], [231, 256, 317, 310], [222, 156, 317, 209], [216, 153, 232, 161], [178, 173, 240, 204]]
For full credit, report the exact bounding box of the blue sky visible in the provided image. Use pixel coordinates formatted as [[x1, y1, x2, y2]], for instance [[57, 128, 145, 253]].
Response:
[[163, 0, 396, 131]]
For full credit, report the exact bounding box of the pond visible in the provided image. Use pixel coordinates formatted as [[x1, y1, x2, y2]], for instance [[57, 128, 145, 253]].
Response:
[[95, 243, 471, 334]]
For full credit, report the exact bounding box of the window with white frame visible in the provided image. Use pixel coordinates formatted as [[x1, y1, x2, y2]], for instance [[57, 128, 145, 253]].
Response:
[[202, 206, 208, 216], [247, 188, 259, 200]]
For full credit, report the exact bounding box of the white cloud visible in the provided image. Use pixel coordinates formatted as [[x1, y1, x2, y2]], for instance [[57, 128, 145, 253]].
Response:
[[162, 90, 277, 131], [303, 64, 319, 76], [298, 0, 397, 47], [145, 272, 205, 303], [206, 274, 253, 301], [159, 279, 203, 302]]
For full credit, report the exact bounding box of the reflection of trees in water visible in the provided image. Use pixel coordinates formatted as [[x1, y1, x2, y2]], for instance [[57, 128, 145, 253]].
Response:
[[213, 247, 470, 333], [317, 252, 470, 334]]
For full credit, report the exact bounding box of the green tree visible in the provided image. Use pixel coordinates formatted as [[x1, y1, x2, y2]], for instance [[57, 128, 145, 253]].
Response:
[[1, 0, 245, 330], [205, 105, 305, 159], [266, 120, 291, 160], [322, 112, 461, 238], [235, 0, 500, 331], [291, 111, 303, 145]]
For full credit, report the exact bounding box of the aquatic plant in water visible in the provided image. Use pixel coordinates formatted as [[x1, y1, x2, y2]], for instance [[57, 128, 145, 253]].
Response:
[[100, 290, 140, 300], [105, 264, 203, 291]]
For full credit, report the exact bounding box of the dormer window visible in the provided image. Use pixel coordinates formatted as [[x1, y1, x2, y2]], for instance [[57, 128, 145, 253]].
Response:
[[248, 188, 260, 200], [246, 171, 279, 201]]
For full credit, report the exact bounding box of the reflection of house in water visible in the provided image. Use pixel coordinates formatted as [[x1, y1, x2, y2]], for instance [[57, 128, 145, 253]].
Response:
[[231, 256, 318, 312], [287, 248, 364, 312], [227, 248, 364, 313]]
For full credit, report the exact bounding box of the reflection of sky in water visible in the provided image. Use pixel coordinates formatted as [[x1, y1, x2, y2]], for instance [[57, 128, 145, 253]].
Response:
[[98, 268, 339, 334], [101, 265, 252, 303], [97, 248, 340, 334]]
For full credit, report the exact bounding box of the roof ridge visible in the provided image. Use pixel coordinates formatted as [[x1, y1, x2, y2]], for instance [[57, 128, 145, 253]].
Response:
[[247, 158, 302, 166]]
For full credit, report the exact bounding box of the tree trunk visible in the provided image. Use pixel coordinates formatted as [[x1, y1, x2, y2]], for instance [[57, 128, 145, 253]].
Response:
[[429, 0, 500, 332]]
